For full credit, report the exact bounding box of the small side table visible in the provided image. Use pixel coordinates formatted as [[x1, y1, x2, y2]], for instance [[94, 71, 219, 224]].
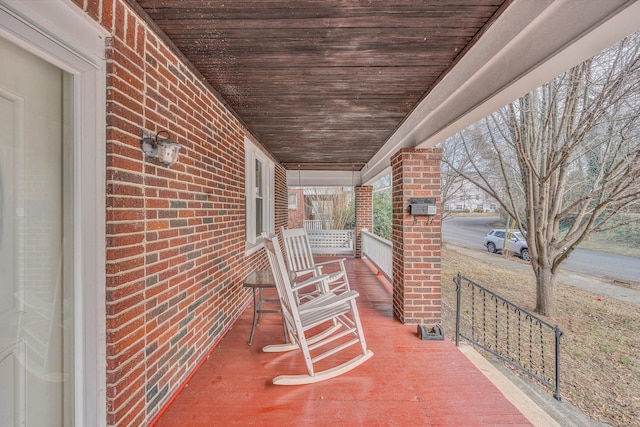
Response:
[[243, 270, 294, 345]]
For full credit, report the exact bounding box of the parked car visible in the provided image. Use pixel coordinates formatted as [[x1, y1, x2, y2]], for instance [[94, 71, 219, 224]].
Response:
[[484, 229, 530, 261]]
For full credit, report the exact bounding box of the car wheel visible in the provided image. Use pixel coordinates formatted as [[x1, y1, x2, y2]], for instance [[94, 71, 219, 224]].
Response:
[[487, 242, 497, 254], [521, 249, 530, 262]]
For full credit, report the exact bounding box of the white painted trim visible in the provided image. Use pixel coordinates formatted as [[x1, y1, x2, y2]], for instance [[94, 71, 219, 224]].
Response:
[[0, 0, 107, 67], [361, 0, 640, 184], [244, 241, 265, 257], [245, 137, 275, 249], [286, 169, 362, 187], [0, 1, 107, 426]]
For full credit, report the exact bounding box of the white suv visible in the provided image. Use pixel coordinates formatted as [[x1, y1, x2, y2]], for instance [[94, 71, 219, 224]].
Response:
[[484, 229, 530, 261]]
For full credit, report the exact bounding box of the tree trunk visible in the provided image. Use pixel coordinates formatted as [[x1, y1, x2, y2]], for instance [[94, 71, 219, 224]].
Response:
[[534, 262, 555, 317]]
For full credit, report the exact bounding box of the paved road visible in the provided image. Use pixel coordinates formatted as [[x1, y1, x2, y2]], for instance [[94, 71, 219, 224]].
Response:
[[442, 215, 640, 285]]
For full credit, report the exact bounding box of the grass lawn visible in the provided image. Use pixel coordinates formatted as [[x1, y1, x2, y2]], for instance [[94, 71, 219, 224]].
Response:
[[441, 246, 640, 427]]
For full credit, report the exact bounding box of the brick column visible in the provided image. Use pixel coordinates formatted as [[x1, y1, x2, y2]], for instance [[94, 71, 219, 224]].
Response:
[[391, 148, 442, 325], [355, 186, 373, 258]]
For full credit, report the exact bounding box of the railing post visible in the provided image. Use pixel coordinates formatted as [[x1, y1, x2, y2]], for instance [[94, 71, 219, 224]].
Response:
[[554, 326, 563, 401], [455, 272, 461, 347]]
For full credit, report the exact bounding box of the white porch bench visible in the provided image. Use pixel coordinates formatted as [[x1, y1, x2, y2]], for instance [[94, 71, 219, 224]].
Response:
[[306, 230, 355, 256], [303, 219, 324, 230]]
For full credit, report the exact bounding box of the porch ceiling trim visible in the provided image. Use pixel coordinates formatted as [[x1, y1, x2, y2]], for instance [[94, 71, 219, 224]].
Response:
[[286, 169, 362, 188], [361, 0, 640, 185]]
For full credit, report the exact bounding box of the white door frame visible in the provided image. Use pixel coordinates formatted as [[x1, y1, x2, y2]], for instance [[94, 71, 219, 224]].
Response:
[[0, 1, 107, 425]]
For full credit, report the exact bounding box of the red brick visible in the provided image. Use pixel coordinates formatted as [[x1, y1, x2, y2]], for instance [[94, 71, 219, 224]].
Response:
[[63, 0, 294, 424], [392, 148, 442, 325]]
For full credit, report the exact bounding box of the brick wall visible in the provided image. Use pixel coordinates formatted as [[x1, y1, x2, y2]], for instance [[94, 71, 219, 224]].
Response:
[[287, 188, 305, 229], [275, 166, 289, 233], [355, 186, 373, 258], [74, 1, 287, 425], [391, 148, 442, 325]]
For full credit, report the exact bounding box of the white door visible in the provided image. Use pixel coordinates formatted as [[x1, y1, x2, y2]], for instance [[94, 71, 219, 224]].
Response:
[[0, 36, 74, 427]]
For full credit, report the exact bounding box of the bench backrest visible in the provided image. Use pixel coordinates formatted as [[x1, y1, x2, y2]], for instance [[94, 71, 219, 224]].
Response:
[[306, 230, 354, 255]]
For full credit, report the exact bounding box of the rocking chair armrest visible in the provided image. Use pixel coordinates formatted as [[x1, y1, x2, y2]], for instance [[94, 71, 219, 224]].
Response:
[[293, 266, 322, 276], [299, 290, 360, 313], [314, 258, 347, 268], [291, 274, 330, 293]]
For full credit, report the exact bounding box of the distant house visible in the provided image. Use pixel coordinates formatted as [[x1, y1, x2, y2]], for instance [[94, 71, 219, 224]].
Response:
[[445, 181, 498, 213], [288, 187, 354, 230], [287, 188, 305, 228]]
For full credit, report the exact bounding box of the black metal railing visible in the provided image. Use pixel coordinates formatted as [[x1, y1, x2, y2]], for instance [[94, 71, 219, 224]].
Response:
[[454, 272, 563, 400]]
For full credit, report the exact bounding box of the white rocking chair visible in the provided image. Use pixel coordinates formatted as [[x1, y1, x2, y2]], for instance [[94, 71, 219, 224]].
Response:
[[262, 233, 373, 385], [280, 227, 351, 295]]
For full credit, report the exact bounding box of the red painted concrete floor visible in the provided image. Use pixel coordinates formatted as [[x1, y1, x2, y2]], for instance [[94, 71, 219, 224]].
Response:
[[154, 257, 531, 426]]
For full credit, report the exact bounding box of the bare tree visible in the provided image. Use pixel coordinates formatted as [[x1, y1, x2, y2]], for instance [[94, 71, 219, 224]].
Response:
[[440, 127, 503, 216], [443, 32, 640, 316], [440, 135, 472, 218], [304, 187, 354, 230]]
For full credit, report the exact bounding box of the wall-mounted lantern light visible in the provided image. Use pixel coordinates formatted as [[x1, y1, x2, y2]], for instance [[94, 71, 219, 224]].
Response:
[[140, 130, 181, 166]]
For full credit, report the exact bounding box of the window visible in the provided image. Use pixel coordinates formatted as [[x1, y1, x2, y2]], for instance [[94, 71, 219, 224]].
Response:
[[288, 192, 298, 209], [245, 138, 274, 249], [255, 158, 264, 235]]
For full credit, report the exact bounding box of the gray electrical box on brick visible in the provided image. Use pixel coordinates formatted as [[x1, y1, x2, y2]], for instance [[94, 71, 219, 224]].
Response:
[[408, 197, 437, 216]]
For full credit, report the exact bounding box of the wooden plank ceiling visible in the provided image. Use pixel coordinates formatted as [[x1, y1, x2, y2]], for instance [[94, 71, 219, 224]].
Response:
[[134, 0, 508, 171]]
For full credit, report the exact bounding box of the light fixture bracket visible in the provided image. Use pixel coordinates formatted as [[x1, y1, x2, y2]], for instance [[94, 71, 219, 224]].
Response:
[[141, 130, 181, 166]]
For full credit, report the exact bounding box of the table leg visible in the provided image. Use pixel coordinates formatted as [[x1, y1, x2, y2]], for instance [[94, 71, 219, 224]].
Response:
[[248, 288, 258, 345], [256, 288, 263, 326]]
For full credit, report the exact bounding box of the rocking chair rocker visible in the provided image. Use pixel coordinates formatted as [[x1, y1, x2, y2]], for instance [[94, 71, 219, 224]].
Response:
[[262, 233, 373, 385]]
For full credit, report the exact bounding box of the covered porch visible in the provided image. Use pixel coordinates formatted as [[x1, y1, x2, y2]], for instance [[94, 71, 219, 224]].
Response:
[[154, 257, 533, 426], [2, 1, 638, 425]]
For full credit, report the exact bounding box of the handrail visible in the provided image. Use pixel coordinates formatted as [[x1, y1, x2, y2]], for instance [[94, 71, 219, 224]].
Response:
[[454, 272, 563, 401], [361, 229, 393, 281]]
